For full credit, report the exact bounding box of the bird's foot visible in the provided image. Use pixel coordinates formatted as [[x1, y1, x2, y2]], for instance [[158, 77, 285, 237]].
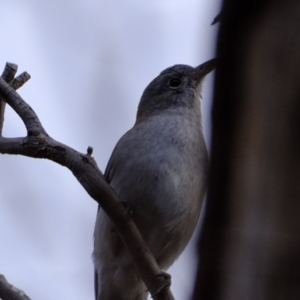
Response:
[[150, 271, 172, 298]]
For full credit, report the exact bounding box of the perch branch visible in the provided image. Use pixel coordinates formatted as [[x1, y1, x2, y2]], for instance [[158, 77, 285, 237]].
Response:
[[0, 64, 174, 300]]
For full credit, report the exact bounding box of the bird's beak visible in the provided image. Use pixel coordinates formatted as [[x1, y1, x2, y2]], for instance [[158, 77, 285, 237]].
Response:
[[195, 58, 216, 80]]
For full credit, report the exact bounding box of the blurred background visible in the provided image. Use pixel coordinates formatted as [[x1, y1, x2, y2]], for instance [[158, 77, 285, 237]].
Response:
[[0, 1, 220, 299]]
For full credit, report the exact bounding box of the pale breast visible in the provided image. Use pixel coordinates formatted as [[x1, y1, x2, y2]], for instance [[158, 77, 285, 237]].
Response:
[[104, 110, 208, 267]]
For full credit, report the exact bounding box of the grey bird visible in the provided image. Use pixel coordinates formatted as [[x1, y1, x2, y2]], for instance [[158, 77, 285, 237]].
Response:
[[93, 59, 215, 300]]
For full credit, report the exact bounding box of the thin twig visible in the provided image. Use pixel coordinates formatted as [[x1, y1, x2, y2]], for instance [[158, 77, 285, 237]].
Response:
[[0, 63, 18, 136]]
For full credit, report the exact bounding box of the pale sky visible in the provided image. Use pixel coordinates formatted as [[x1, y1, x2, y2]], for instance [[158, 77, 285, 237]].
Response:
[[0, 1, 221, 299]]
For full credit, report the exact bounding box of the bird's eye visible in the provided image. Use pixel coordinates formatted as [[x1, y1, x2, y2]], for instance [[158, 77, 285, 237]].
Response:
[[168, 77, 182, 89]]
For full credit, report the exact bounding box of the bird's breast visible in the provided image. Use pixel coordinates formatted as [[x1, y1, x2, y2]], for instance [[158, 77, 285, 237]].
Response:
[[107, 112, 207, 260]]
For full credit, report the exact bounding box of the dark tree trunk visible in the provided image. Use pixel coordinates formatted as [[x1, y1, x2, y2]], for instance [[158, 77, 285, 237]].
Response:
[[193, 1, 300, 299]]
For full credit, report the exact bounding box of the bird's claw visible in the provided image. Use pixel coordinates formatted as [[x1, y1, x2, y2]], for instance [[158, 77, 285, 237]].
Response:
[[150, 271, 172, 298]]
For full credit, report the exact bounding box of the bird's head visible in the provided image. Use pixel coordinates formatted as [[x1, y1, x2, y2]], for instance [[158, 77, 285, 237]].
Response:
[[136, 58, 216, 120]]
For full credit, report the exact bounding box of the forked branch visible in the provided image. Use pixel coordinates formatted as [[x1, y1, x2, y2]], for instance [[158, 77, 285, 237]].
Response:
[[0, 63, 174, 300]]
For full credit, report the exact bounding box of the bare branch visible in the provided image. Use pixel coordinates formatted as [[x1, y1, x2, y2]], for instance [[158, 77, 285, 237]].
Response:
[[11, 72, 31, 90], [0, 77, 45, 135], [0, 63, 31, 136], [0, 275, 31, 300], [0, 66, 174, 300], [1, 63, 18, 82], [0, 63, 18, 136]]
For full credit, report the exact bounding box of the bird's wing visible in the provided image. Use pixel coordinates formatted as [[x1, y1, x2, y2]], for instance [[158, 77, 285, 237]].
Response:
[[93, 134, 126, 299]]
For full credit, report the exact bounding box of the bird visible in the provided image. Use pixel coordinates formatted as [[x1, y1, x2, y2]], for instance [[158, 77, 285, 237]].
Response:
[[93, 59, 215, 300]]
